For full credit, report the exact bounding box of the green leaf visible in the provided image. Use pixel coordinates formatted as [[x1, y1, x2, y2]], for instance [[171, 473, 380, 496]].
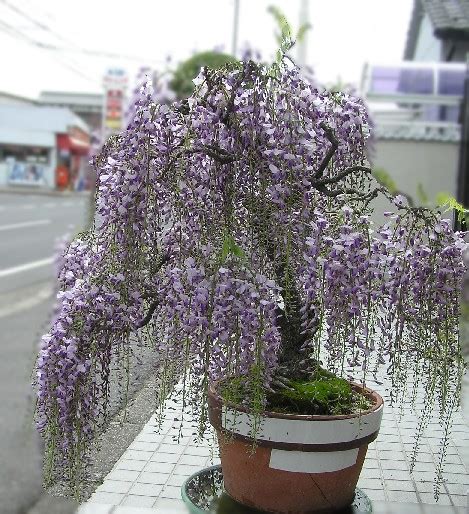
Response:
[[231, 241, 246, 260], [435, 192, 469, 221], [372, 167, 397, 194], [296, 22, 311, 43], [268, 5, 292, 43], [221, 235, 232, 262], [416, 183, 429, 205], [220, 234, 246, 262]]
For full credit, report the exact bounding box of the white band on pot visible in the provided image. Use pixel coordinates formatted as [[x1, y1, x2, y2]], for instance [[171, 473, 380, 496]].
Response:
[[221, 404, 383, 446]]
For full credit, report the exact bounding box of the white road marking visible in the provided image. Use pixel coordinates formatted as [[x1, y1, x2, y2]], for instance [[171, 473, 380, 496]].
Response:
[[0, 286, 52, 318], [44, 202, 57, 208], [0, 257, 54, 278], [22, 204, 35, 209], [0, 219, 51, 232]]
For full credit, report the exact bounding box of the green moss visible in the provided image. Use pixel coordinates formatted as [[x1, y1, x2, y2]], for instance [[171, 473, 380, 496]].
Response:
[[220, 369, 372, 416], [268, 371, 356, 415]]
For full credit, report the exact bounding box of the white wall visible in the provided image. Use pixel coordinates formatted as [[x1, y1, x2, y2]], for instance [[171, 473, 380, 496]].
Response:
[[370, 139, 459, 219]]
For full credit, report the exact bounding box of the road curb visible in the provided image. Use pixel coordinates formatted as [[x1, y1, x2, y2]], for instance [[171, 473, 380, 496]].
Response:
[[0, 187, 90, 197]]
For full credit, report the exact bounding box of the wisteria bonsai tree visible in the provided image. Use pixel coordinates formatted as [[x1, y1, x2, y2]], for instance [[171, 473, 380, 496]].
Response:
[[34, 57, 467, 494]]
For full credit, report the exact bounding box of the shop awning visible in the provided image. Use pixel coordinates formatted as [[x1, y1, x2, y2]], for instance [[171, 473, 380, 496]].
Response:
[[0, 127, 55, 148], [57, 133, 90, 155]]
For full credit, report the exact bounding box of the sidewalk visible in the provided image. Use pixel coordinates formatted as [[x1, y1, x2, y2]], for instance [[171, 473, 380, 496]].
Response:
[[78, 377, 469, 514]]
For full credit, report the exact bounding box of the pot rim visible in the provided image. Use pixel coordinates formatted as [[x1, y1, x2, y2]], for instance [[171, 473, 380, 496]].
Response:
[[208, 379, 383, 422]]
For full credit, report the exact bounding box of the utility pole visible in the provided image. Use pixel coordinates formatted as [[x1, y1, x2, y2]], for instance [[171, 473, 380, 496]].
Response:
[[297, 0, 309, 67], [232, 0, 240, 57]]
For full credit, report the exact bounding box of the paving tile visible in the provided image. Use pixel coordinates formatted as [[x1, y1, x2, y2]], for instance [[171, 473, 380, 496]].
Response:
[[363, 458, 380, 469], [115, 459, 147, 472], [113, 507, 159, 514], [184, 445, 213, 457], [359, 467, 381, 479], [129, 441, 161, 452], [436, 464, 467, 475], [411, 462, 439, 473], [88, 491, 125, 505], [143, 461, 176, 474], [153, 497, 187, 513], [357, 477, 383, 490], [415, 481, 437, 494], [380, 459, 409, 470], [408, 453, 434, 463], [77, 504, 113, 514], [172, 464, 202, 476], [377, 442, 404, 452], [378, 433, 402, 443], [418, 493, 453, 505], [106, 470, 140, 482], [386, 490, 419, 503], [382, 468, 412, 481], [163, 435, 191, 445], [384, 479, 416, 492], [379, 425, 401, 435], [96, 479, 133, 494], [178, 454, 208, 466], [167, 474, 188, 487], [138, 472, 169, 485], [360, 489, 386, 501], [442, 453, 464, 465], [129, 482, 163, 497], [141, 424, 165, 434], [135, 433, 165, 443], [444, 473, 469, 485], [160, 485, 183, 499], [122, 495, 157, 508], [450, 494, 468, 507], [149, 452, 180, 463], [205, 456, 221, 466], [157, 443, 186, 454], [413, 471, 443, 483], [122, 450, 155, 461], [445, 482, 469, 496]]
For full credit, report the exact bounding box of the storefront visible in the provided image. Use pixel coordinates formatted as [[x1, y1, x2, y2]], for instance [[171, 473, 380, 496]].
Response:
[[0, 104, 90, 190], [56, 127, 91, 190]]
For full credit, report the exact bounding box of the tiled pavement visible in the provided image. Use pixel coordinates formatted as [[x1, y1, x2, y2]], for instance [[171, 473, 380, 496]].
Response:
[[78, 377, 469, 514]]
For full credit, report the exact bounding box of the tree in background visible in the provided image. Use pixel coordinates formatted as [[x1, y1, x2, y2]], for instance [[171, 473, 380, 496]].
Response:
[[170, 51, 238, 99]]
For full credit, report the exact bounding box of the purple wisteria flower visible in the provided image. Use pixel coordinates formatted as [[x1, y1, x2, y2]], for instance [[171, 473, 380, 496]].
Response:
[[34, 58, 467, 492]]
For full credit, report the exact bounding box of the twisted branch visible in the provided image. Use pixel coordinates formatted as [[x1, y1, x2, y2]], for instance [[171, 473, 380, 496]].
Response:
[[136, 254, 170, 329], [313, 122, 338, 180]]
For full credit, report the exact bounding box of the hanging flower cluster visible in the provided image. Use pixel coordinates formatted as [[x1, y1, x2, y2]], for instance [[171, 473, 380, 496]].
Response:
[[34, 58, 467, 490]]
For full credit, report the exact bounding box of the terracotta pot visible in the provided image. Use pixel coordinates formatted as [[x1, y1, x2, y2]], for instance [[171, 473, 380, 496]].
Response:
[[208, 382, 383, 514]]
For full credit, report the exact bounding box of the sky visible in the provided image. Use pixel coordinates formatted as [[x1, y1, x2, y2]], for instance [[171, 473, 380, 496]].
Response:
[[0, 0, 414, 99]]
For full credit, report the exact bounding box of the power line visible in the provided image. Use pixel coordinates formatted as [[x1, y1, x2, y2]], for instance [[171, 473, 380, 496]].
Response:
[[0, 18, 97, 83], [0, 0, 98, 82], [0, 0, 163, 65]]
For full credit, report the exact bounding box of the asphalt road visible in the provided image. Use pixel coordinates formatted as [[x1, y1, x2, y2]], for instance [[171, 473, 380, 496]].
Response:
[[0, 192, 89, 514], [0, 192, 163, 514]]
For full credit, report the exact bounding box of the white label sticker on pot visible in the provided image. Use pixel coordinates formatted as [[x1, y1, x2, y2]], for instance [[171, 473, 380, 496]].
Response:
[[269, 448, 359, 473]]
